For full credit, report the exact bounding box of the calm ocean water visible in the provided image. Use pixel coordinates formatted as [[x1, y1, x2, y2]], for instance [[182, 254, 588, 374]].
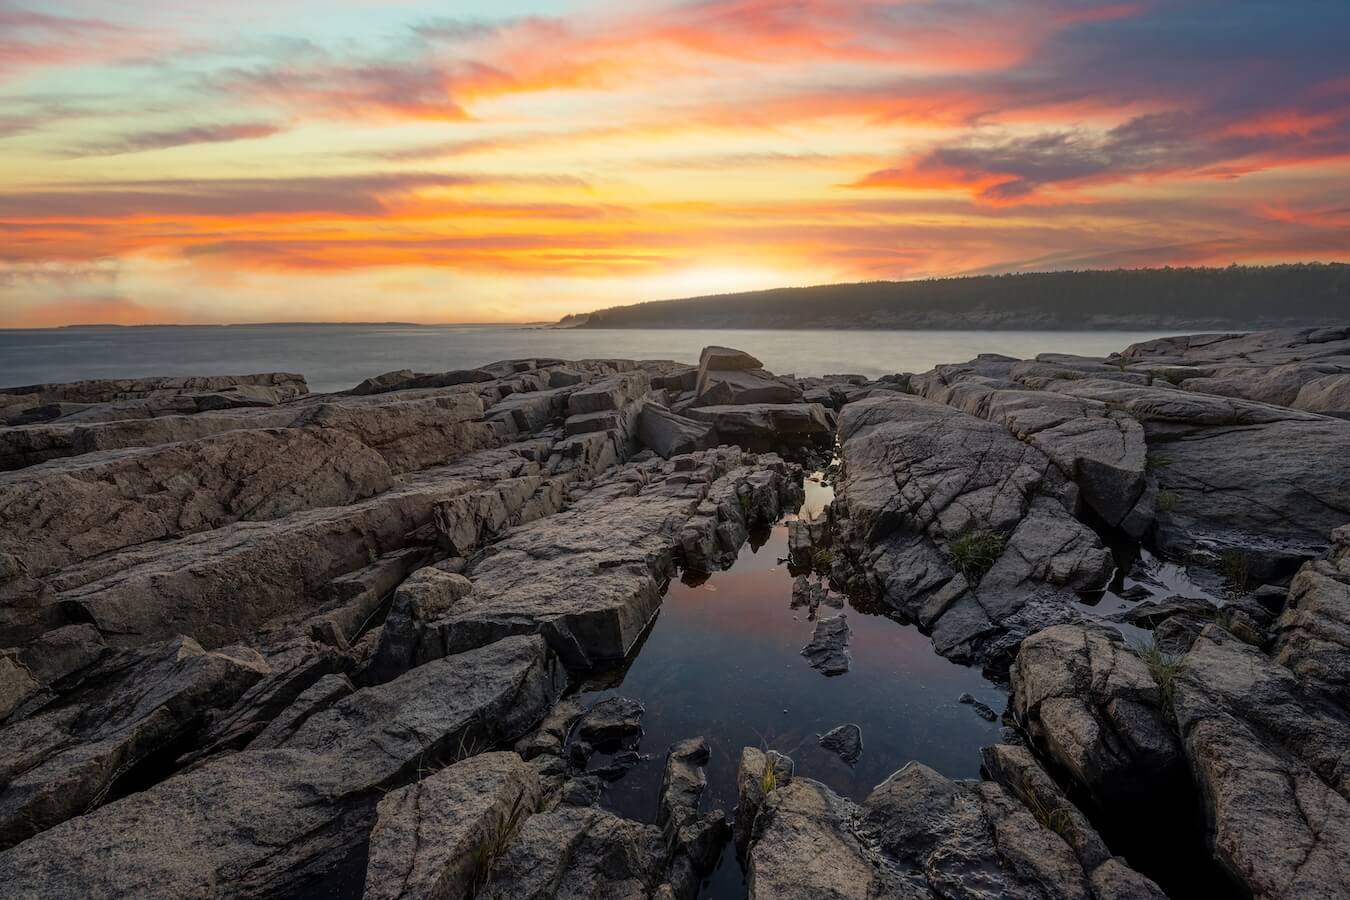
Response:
[[0, 324, 1177, 394]]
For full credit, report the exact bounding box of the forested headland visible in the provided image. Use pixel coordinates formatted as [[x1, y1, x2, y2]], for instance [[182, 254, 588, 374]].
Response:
[[561, 264, 1350, 330]]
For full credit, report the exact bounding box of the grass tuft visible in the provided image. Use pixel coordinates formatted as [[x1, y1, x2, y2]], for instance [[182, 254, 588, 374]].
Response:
[[1132, 638, 1185, 710], [469, 789, 534, 893], [1022, 790, 1077, 839], [1156, 490, 1178, 513], [947, 529, 1007, 584], [1218, 549, 1253, 595]]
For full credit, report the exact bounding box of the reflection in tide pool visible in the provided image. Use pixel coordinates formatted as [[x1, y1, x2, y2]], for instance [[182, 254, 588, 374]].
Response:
[[575, 476, 1005, 898]]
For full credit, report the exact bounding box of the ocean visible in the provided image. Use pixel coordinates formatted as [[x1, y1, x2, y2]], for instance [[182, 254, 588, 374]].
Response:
[[0, 324, 1178, 394]]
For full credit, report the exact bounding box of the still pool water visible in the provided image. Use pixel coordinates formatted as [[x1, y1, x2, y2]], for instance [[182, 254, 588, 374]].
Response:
[[574, 476, 1005, 898]]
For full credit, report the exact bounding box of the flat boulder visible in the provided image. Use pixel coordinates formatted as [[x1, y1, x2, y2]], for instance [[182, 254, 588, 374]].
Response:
[[1274, 525, 1350, 708]]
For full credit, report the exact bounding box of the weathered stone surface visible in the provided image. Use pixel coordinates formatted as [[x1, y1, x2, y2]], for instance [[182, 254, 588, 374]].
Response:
[[748, 777, 921, 900], [817, 723, 862, 765], [29, 450, 537, 649], [1173, 625, 1350, 900], [1010, 625, 1182, 809], [699, 346, 763, 372], [860, 763, 1094, 900], [0, 636, 556, 899], [568, 372, 651, 415], [296, 393, 495, 472], [1275, 525, 1350, 707], [911, 372, 1151, 534], [0, 373, 308, 407], [477, 805, 668, 899], [0, 427, 394, 583], [684, 403, 831, 450], [386, 449, 798, 669], [363, 752, 542, 900], [834, 393, 1112, 669], [801, 614, 850, 675], [0, 636, 269, 849], [1046, 377, 1350, 576], [637, 403, 712, 458], [1294, 373, 1350, 418], [743, 753, 1166, 900], [695, 369, 803, 406], [1115, 327, 1350, 370], [658, 737, 727, 900]]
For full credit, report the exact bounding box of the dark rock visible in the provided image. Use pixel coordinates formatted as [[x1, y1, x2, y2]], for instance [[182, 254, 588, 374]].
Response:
[[800, 614, 850, 675], [817, 723, 863, 764], [577, 696, 645, 744]]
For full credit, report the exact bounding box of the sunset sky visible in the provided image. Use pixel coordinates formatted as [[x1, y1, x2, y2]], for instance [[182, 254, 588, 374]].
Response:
[[2, 0, 1348, 327]]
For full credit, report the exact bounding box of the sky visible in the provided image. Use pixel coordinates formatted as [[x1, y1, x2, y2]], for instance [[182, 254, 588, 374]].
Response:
[[1, 0, 1348, 327]]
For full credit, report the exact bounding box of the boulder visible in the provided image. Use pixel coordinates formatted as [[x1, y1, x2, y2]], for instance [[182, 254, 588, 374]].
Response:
[[362, 752, 542, 900], [28, 449, 538, 649], [1045, 378, 1350, 577], [817, 723, 862, 765], [800, 615, 850, 675], [1274, 525, 1350, 708], [1173, 625, 1350, 899], [694, 369, 802, 406], [733, 747, 793, 856], [1293, 373, 1350, 418], [477, 805, 668, 898], [684, 403, 831, 451], [698, 346, 763, 372], [1010, 625, 1183, 809], [637, 403, 713, 458]]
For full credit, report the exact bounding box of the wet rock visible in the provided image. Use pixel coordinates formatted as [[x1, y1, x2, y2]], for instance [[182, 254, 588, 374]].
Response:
[[0, 635, 557, 899], [817, 723, 863, 764], [363, 752, 542, 900], [800, 614, 850, 675], [1173, 625, 1350, 899], [0, 637, 269, 849], [637, 403, 713, 458], [514, 697, 586, 760], [958, 692, 999, 721], [1274, 524, 1350, 708], [577, 696, 645, 744], [1108, 594, 1218, 628], [834, 393, 1112, 670], [477, 805, 668, 899], [1010, 625, 1182, 809], [658, 737, 729, 900]]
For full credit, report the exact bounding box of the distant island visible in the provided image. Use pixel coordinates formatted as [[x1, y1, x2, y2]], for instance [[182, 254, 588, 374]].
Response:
[[561, 263, 1350, 330]]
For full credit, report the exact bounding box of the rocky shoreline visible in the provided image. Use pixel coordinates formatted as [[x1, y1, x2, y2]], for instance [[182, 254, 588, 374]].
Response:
[[0, 329, 1347, 899]]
